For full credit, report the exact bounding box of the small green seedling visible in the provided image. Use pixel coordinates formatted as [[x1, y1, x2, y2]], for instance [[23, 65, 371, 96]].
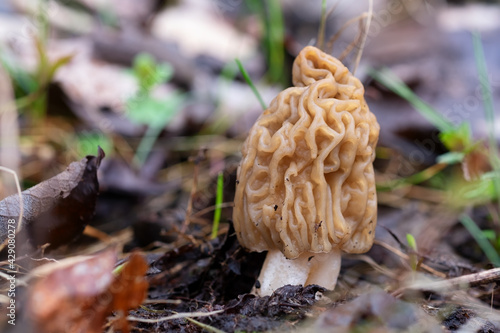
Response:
[[482, 229, 500, 253], [406, 233, 418, 271], [247, 0, 285, 84], [125, 53, 185, 166], [235, 58, 267, 110], [211, 172, 225, 239], [1, 38, 72, 123], [75, 131, 112, 157]]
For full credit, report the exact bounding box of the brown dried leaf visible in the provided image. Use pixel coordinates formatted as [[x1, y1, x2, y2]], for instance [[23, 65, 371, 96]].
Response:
[[111, 252, 149, 333], [28, 250, 148, 333], [0, 147, 105, 250], [28, 250, 117, 333], [461, 149, 491, 182]]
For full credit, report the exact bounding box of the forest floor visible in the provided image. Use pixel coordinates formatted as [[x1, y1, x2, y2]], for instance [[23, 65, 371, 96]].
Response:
[[1, 1, 500, 332]]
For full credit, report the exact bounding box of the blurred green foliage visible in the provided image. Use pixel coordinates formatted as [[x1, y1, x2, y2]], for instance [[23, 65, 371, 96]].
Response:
[[125, 53, 185, 166]]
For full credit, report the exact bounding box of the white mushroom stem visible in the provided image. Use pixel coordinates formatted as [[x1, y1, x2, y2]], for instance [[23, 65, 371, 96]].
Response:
[[253, 248, 342, 296]]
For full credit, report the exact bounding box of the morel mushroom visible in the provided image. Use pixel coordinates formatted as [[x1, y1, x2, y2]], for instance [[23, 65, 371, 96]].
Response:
[[233, 46, 380, 296]]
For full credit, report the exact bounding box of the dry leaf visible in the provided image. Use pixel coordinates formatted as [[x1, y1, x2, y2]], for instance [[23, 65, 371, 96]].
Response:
[[110, 252, 149, 333], [462, 149, 491, 181], [0, 147, 105, 250], [28, 250, 117, 333], [28, 250, 148, 333]]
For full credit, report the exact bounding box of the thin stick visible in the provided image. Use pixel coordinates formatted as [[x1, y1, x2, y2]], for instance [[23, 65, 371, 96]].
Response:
[[185, 316, 227, 333], [127, 309, 224, 324], [343, 253, 398, 279], [0, 166, 24, 233], [352, 0, 373, 75], [191, 202, 234, 219], [338, 19, 365, 62], [373, 239, 447, 278], [83, 225, 112, 243], [325, 0, 341, 20], [393, 267, 500, 297], [325, 13, 367, 54], [181, 153, 203, 233], [0, 60, 21, 192]]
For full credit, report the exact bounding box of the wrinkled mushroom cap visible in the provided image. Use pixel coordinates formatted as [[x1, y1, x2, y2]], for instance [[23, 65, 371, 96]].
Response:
[[233, 46, 380, 259]]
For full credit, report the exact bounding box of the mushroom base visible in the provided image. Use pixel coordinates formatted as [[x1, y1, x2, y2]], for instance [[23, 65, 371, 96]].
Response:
[[253, 248, 342, 296]]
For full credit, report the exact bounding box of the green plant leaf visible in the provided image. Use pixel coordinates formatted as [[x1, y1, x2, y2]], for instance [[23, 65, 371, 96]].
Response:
[[76, 132, 113, 157], [482, 229, 496, 241], [0, 53, 38, 96], [472, 31, 500, 215], [133, 53, 173, 95], [126, 92, 184, 127], [369, 68, 454, 133], [47, 54, 74, 83], [454, 174, 497, 204], [406, 233, 418, 252], [460, 214, 500, 266], [131, 93, 186, 166], [439, 122, 472, 152], [127, 97, 166, 125], [235, 58, 266, 110], [211, 172, 224, 239], [436, 151, 465, 165]]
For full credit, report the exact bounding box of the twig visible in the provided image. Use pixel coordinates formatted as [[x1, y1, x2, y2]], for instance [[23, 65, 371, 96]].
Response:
[[343, 253, 398, 279], [392, 267, 500, 298], [127, 309, 224, 323], [0, 166, 24, 235], [191, 202, 234, 219], [338, 19, 365, 63], [317, 0, 342, 51], [143, 299, 183, 305], [83, 225, 112, 243], [373, 239, 447, 278], [0, 61, 21, 194], [325, 13, 368, 54], [352, 0, 373, 75], [184, 316, 227, 333], [181, 149, 206, 233]]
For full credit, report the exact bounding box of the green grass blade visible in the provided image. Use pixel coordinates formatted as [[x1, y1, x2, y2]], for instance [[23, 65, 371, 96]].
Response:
[[211, 172, 224, 239], [406, 233, 418, 271], [459, 214, 500, 266], [235, 58, 267, 110], [472, 31, 500, 212], [317, 0, 327, 50], [406, 233, 418, 252], [265, 0, 285, 83], [184, 316, 227, 333], [133, 123, 163, 167], [376, 162, 447, 192], [369, 68, 455, 132]]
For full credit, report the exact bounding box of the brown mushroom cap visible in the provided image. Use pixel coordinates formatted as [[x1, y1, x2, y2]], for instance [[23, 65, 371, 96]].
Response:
[[233, 46, 380, 259]]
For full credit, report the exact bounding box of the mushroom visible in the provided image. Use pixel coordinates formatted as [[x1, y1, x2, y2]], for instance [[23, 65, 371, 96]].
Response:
[[233, 46, 380, 296]]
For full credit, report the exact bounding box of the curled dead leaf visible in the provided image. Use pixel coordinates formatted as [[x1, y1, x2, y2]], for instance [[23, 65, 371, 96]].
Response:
[[0, 147, 105, 251]]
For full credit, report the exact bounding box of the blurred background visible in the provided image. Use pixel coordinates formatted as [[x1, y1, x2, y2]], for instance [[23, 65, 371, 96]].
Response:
[[5, 1, 500, 331], [1, 0, 500, 260]]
